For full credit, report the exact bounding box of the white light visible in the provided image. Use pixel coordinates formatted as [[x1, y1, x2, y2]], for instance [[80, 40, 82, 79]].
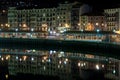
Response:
[[78, 62, 80, 67], [53, 31, 56, 34], [59, 60, 62, 64], [19, 58, 22, 61], [84, 63, 86, 66], [32, 49, 36, 52], [113, 70, 116, 74], [16, 56, 18, 59], [58, 65, 60, 68], [102, 64, 104, 68], [113, 29, 116, 32], [48, 59, 51, 62], [96, 64, 100, 70], [53, 50, 56, 53], [81, 29, 83, 32], [64, 61, 67, 64], [81, 63, 84, 67], [97, 29, 100, 32], [65, 58, 68, 61], [15, 28, 18, 31], [31, 57, 34, 61], [50, 50, 53, 54], [43, 66, 46, 70], [31, 28, 34, 31], [1, 57, 4, 61], [0, 55, 1, 58]]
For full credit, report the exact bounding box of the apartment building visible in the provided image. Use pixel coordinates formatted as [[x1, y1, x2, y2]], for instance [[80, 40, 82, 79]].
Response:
[[8, 2, 73, 32], [80, 12, 106, 31], [104, 8, 120, 31]]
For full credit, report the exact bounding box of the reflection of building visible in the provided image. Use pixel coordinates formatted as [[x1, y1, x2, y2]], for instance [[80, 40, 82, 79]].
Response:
[[104, 8, 120, 31], [80, 12, 106, 31], [0, 48, 119, 80]]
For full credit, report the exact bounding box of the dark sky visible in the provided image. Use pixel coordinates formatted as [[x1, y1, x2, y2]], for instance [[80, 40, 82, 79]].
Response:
[[32, 0, 120, 11], [0, 0, 120, 11]]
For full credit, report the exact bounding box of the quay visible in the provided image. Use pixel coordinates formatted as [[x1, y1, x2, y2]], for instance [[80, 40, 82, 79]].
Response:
[[0, 38, 119, 59]]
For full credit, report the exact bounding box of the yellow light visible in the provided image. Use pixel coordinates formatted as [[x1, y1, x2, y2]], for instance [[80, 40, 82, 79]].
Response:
[[6, 55, 10, 60], [23, 56, 27, 61], [1, 57, 4, 61], [78, 62, 80, 67], [65, 58, 68, 61], [23, 24, 27, 27], [43, 56, 47, 60], [1, 24, 3, 27], [59, 60, 62, 64], [5, 74, 8, 79], [65, 23, 69, 28]]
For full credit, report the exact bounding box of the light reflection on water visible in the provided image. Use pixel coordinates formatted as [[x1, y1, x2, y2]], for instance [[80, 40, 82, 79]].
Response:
[[0, 48, 119, 80]]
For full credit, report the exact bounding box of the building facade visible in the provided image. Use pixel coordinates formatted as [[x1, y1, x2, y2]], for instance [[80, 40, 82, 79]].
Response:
[[7, 2, 93, 32], [104, 8, 120, 31], [8, 2, 73, 32], [80, 13, 106, 31]]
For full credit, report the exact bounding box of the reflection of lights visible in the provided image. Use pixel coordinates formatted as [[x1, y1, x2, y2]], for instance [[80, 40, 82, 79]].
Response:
[[5, 74, 8, 79], [96, 64, 100, 70], [0, 55, 1, 58]]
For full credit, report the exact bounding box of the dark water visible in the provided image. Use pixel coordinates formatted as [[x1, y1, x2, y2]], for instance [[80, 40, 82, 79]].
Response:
[[0, 45, 119, 80]]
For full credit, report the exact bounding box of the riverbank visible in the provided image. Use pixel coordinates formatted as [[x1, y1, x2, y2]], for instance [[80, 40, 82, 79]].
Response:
[[0, 38, 119, 59]]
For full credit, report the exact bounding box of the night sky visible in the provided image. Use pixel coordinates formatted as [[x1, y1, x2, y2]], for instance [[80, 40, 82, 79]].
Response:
[[0, 0, 120, 11]]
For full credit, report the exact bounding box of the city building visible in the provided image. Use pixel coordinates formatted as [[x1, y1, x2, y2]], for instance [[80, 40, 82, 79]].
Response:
[[104, 8, 120, 31], [71, 3, 92, 30], [7, 2, 92, 32], [0, 10, 8, 29], [80, 12, 106, 31], [7, 2, 73, 32]]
